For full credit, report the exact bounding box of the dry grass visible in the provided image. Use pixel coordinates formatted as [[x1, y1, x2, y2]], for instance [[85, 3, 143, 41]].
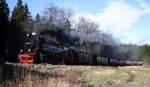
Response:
[[0, 63, 91, 87], [0, 63, 150, 87]]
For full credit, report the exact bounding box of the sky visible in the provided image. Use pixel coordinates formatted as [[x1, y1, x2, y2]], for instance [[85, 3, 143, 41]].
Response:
[[8, 0, 150, 45]]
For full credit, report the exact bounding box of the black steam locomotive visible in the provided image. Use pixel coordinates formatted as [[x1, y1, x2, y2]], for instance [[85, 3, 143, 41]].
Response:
[[18, 32, 143, 66]]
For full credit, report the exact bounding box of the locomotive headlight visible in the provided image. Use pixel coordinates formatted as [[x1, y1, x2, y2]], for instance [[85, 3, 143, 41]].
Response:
[[21, 49, 23, 53], [28, 49, 31, 52]]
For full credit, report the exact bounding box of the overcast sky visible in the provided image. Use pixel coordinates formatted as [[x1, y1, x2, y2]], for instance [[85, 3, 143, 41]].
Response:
[[8, 0, 150, 45]]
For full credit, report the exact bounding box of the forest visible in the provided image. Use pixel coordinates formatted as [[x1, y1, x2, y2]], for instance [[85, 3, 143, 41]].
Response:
[[0, 0, 150, 64]]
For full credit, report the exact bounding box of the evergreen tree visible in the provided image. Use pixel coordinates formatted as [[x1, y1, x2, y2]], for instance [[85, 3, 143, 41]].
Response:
[[139, 44, 150, 64], [23, 3, 33, 32], [35, 14, 41, 23], [24, 4, 30, 18], [11, 0, 26, 29], [0, 0, 9, 25], [0, 0, 10, 62], [32, 14, 41, 32]]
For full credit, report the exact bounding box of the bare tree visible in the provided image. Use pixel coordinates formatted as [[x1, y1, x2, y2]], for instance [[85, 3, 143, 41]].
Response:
[[42, 4, 73, 31], [75, 17, 99, 34]]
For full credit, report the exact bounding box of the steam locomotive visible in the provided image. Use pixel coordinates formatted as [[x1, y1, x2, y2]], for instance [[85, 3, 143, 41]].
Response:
[[18, 33, 143, 66]]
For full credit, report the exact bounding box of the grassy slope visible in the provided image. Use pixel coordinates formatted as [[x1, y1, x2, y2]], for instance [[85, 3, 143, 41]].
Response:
[[86, 66, 150, 87], [1, 63, 150, 87]]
